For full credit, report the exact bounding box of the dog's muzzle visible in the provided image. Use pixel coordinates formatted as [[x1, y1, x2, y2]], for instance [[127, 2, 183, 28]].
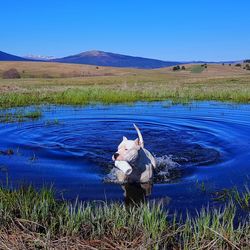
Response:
[[113, 153, 119, 160]]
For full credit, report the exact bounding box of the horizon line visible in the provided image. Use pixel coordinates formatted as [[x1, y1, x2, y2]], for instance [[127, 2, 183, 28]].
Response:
[[1, 49, 246, 63]]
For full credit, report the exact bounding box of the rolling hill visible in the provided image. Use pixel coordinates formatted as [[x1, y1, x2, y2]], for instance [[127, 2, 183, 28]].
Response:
[[52, 50, 182, 69], [0, 50, 30, 61]]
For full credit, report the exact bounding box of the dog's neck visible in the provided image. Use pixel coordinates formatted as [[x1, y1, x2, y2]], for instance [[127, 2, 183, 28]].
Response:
[[129, 148, 143, 168]]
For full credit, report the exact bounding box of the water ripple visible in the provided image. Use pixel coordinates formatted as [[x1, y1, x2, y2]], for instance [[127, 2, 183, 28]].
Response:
[[0, 101, 250, 209]]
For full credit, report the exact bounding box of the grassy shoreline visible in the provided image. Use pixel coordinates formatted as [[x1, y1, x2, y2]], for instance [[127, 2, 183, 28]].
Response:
[[0, 186, 249, 249], [0, 76, 250, 108]]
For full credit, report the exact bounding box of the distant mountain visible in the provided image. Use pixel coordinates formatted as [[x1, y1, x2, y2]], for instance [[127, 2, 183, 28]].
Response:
[[0, 50, 30, 61], [0, 49, 242, 68], [24, 54, 57, 61], [52, 50, 183, 69]]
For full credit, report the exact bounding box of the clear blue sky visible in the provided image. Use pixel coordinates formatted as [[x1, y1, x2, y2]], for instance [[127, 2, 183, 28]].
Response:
[[1, 0, 250, 61]]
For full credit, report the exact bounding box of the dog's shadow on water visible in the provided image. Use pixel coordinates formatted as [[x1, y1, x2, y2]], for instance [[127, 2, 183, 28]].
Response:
[[121, 182, 152, 206], [121, 183, 171, 207]]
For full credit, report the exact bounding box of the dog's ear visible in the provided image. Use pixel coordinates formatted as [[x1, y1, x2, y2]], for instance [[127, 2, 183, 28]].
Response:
[[123, 136, 128, 141], [134, 138, 141, 146]]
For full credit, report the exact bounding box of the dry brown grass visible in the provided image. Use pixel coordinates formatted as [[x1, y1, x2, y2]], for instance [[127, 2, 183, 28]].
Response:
[[0, 229, 145, 250], [157, 63, 250, 78], [0, 61, 140, 78], [1, 61, 249, 80]]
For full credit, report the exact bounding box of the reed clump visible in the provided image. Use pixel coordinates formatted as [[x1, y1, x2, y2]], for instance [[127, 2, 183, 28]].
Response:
[[0, 110, 42, 122], [0, 186, 249, 249]]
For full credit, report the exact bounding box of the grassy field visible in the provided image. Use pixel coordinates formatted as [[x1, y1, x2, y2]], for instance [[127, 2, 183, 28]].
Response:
[[0, 61, 250, 108], [0, 186, 249, 249]]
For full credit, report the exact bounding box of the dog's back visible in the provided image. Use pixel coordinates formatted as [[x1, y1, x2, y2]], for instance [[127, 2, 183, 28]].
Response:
[[127, 148, 156, 183]]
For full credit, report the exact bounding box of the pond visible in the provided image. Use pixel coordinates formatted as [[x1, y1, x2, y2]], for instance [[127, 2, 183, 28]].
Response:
[[0, 101, 249, 212]]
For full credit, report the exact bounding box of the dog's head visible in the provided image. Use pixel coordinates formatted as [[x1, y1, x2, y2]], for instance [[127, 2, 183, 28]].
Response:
[[112, 124, 144, 164]]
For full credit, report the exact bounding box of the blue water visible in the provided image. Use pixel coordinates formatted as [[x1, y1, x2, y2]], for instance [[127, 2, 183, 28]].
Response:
[[0, 101, 250, 212]]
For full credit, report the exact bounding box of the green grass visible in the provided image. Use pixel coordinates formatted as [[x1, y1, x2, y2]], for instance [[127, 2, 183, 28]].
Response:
[[0, 77, 250, 109], [0, 109, 42, 122], [212, 186, 250, 211], [190, 65, 205, 73], [0, 186, 249, 249]]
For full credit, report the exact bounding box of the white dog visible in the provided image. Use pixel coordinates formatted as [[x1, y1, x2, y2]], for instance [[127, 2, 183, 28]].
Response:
[[112, 124, 156, 183]]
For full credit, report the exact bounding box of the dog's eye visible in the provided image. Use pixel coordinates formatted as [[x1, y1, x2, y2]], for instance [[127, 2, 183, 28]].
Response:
[[125, 148, 128, 151]]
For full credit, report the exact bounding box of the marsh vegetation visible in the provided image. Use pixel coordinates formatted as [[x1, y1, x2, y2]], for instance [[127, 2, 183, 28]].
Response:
[[0, 110, 42, 122], [0, 186, 249, 249], [0, 61, 250, 108]]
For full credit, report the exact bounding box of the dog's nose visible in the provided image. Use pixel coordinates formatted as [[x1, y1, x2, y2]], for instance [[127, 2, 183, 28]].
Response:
[[114, 153, 119, 160]]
